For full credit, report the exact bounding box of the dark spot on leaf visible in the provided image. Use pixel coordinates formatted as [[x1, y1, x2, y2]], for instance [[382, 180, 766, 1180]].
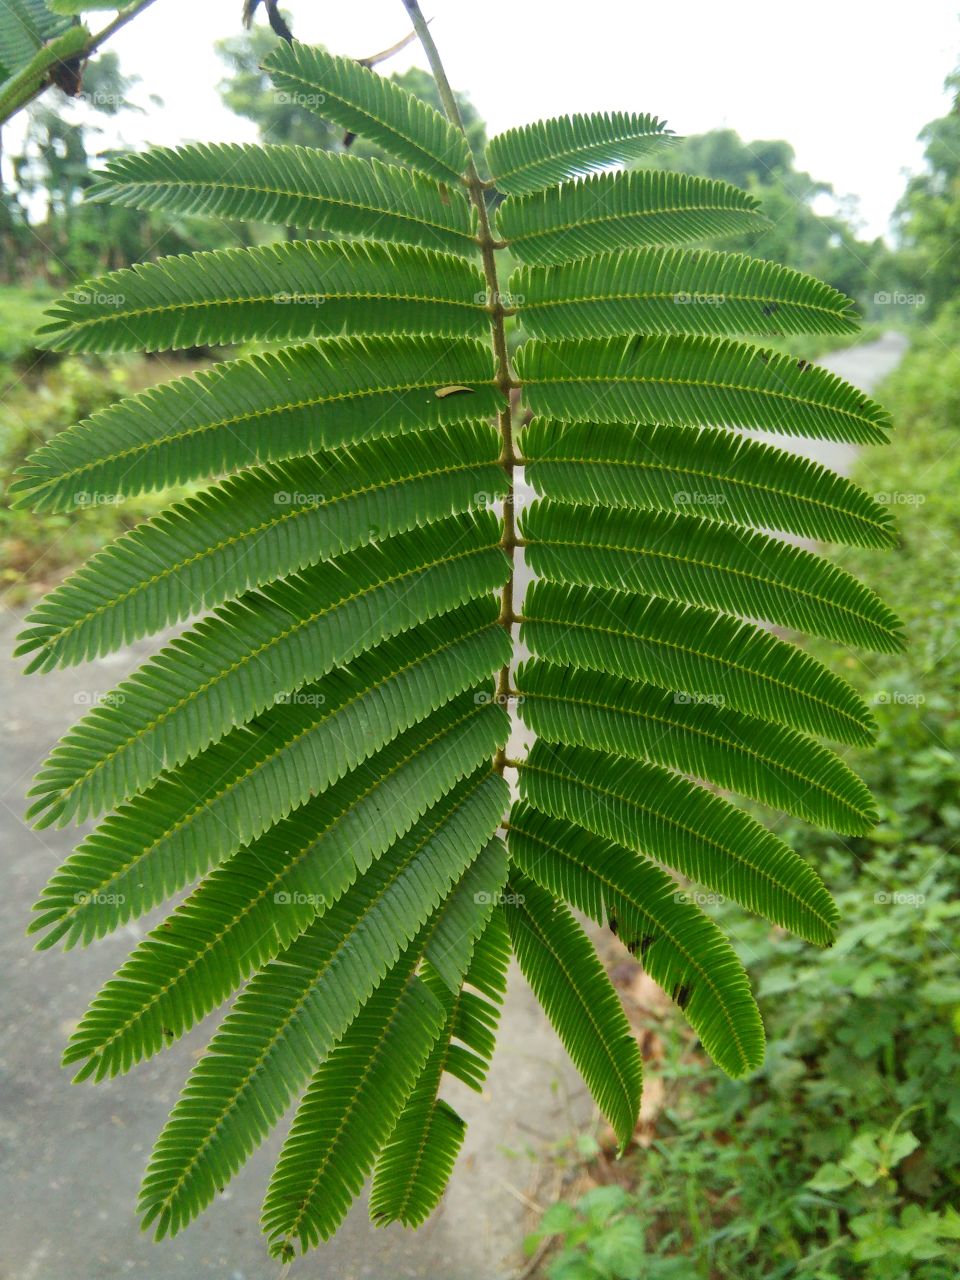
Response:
[[757, 351, 770, 364], [797, 358, 811, 371], [162, 1027, 173, 1038], [672, 983, 692, 1009], [438, 182, 451, 206], [639, 935, 656, 960], [761, 302, 779, 317], [608, 914, 619, 936]]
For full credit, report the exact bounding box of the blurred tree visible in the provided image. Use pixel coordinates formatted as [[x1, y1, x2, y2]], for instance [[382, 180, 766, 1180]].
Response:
[[894, 68, 960, 315], [1, 52, 232, 283], [647, 128, 892, 309]]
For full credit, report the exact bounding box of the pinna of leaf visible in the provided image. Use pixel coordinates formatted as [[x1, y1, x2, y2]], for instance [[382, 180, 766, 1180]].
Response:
[[17, 0, 900, 1258]]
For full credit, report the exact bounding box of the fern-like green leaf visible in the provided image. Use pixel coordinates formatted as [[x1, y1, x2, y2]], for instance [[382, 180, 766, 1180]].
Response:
[[487, 111, 675, 194], [515, 659, 877, 834], [17, 423, 504, 669], [29, 521, 506, 829], [263, 40, 470, 182], [36, 239, 487, 353], [87, 142, 478, 253], [498, 170, 768, 265], [263, 849, 507, 1255], [32, 673, 507, 962], [516, 335, 890, 444], [504, 873, 642, 1151], [512, 246, 858, 339], [370, 911, 510, 1226], [62, 747, 509, 1077], [265, 969, 446, 1259], [10, 335, 498, 512], [519, 741, 838, 944], [137, 774, 507, 1239], [507, 802, 764, 1075], [521, 498, 904, 651], [521, 580, 875, 745], [521, 420, 895, 549], [19, 30, 901, 1255]]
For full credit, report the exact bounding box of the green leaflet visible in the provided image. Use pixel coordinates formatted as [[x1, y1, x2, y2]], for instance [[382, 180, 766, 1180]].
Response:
[[28, 520, 507, 822], [507, 802, 764, 1076], [512, 246, 858, 339], [487, 111, 675, 194], [265, 969, 447, 1258], [138, 777, 507, 1239], [17, 423, 505, 670], [37, 240, 488, 353], [498, 169, 768, 265], [518, 740, 838, 944], [521, 498, 904, 652], [63, 752, 510, 1079], [263, 41, 470, 183], [371, 912, 511, 1226], [521, 419, 895, 549], [516, 334, 890, 444], [515, 659, 877, 834], [32, 644, 509, 956], [521, 580, 875, 745], [11, 335, 498, 511], [504, 873, 643, 1151], [263, 848, 508, 1256], [87, 142, 478, 254]]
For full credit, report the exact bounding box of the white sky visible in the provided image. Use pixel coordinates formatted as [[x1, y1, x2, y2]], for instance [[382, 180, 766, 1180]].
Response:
[[12, 0, 960, 238]]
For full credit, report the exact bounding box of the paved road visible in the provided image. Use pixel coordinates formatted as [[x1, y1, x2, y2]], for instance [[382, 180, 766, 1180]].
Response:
[[0, 333, 906, 1280]]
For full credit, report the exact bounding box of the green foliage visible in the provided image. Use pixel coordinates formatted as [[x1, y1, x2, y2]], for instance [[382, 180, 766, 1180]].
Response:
[[17, 26, 898, 1257], [895, 69, 960, 315]]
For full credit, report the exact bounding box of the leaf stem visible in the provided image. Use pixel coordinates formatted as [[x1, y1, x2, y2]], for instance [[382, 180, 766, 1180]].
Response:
[[402, 0, 517, 776]]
